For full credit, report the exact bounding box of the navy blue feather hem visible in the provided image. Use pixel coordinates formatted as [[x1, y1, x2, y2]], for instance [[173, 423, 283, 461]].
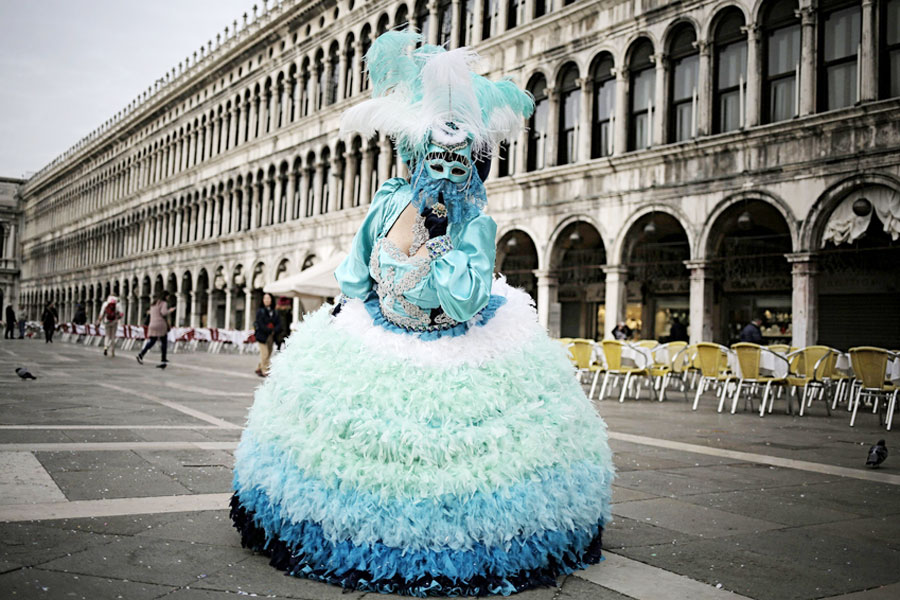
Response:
[[229, 492, 604, 597]]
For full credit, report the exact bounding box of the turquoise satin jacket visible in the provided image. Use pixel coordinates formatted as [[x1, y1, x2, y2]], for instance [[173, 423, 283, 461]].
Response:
[[335, 178, 497, 324]]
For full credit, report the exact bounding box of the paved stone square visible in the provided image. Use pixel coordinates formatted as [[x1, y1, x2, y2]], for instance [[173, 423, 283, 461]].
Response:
[[1, 338, 898, 600]]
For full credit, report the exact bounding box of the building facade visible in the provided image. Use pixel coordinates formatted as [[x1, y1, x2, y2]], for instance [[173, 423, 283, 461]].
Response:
[[17, 0, 900, 348], [0, 176, 24, 317]]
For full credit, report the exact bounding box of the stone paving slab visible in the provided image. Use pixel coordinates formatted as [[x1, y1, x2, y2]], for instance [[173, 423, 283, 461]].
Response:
[[2, 339, 899, 600], [0, 568, 173, 599]]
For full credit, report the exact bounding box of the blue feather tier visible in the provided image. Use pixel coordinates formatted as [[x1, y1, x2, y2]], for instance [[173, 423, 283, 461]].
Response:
[[231, 280, 614, 596]]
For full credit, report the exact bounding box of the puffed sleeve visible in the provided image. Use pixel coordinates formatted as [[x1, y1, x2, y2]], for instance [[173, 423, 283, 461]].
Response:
[[430, 215, 497, 322], [334, 178, 406, 299]]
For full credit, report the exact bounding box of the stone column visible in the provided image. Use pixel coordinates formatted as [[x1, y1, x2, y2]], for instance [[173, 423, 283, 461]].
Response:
[[497, 0, 509, 37], [603, 265, 628, 340], [798, 6, 816, 116], [285, 171, 297, 220], [360, 148, 374, 205], [189, 291, 200, 328], [577, 77, 592, 162], [176, 292, 187, 327], [259, 178, 271, 227], [685, 260, 715, 344], [223, 287, 233, 330], [313, 161, 325, 215], [342, 152, 357, 209], [652, 53, 667, 146], [248, 94, 258, 140], [535, 270, 559, 337], [428, 0, 440, 45], [292, 297, 300, 325], [744, 24, 760, 127], [323, 62, 335, 106], [336, 54, 347, 101], [787, 252, 818, 348], [272, 175, 283, 225], [206, 290, 217, 328], [473, 0, 484, 42], [222, 192, 233, 235], [860, 0, 877, 102], [311, 67, 321, 112], [515, 127, 529, 173], [450, 0, 461, 49], [377, 137, 393, 184], [613, 69, 628, 155], [244, 288, 253, 330], [696, 40, 712, 136], [174, 208, 183, 245], [236, 105, 245, 146], [299, 168, 312, 216], [351, 42, 363, 96], [544, 85, 559, 167]]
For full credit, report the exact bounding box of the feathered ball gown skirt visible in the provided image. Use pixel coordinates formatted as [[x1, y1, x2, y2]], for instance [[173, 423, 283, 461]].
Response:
[[230, 279, 615, 596]]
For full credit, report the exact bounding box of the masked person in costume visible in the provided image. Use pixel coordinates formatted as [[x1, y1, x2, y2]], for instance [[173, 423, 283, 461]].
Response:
[[230, 31, 615, 597]]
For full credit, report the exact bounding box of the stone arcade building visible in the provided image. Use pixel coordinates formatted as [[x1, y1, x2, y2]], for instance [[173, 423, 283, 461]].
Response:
[[16, 0, 900, 348]]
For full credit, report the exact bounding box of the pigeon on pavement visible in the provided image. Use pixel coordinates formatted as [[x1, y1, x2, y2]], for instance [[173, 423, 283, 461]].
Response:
[[866, 440, 888, 468], [15, 367, 37, 380]]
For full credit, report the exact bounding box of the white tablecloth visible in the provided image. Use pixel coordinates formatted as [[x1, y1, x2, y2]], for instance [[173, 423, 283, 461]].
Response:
[[728, 350, 788, 379], [836, 353, 900, 382], [622, 345, 652, 368]]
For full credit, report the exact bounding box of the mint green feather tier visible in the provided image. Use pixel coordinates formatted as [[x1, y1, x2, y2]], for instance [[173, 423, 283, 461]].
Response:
[[231, 281, 614, 596]]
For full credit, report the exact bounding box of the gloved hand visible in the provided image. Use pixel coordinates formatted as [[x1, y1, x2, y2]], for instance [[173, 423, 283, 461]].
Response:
[[421, 205, 447, 238]]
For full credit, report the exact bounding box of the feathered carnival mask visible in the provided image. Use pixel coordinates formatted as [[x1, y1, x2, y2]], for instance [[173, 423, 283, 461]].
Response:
[[340, 30, 534, 224]]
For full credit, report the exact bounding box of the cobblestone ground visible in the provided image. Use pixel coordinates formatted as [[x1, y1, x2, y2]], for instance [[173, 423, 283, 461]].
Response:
[[1, 338, 899, 600]]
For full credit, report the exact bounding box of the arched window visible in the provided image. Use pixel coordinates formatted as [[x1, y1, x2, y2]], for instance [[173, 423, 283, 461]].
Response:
[[288, 66, 298, 122], [497, 141, 512, 177], [557, 64, 580, 165], [880, 0, 900, 98], [415, 1, 431, 40], [275, 75, 285, 129], [263, 79, 273, 133], [391, 7, 406, 31], [482, 0, 496, 40], [327, 43, 340, 105], [460, 0, 474, 46], [668, 24, 699, 142], [818, 0, 860, 111], [534, 0, 546, 19], [628, 39, 655, 151], [305, 153, 316, 217], [320, 148, 331, 214], [343, 35, 355, 99], [591, 53, 615, 158], [507, 0, 520, 30], [315, 50, 325, 111], [300, 58, 312, 117], [762, 0, 800, 123], [526, 75, 548, 171], [438, 0, 453, 47], [360, 26, 372, 91], [713, 9, 747, 133]]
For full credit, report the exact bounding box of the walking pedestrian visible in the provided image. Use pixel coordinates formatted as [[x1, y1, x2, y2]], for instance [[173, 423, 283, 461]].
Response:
[[97, 296, 123, 357], [254, 292, 281, 377], [136, 291, 175, 368], [4, 305, 15, 339], [42, 301, 58, 343]]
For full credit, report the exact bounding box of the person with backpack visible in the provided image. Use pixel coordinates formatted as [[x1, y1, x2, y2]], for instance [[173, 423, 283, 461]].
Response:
[[136, 291, 175, 368], [97, 296, 123, 357]]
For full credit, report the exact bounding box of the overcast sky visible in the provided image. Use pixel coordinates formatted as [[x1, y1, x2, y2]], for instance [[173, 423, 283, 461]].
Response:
[[0, 0, 252, 179]]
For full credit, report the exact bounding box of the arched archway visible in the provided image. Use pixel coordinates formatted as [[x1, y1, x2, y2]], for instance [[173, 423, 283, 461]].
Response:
[[621, 211, 691, 340], [706, 199, 793, 344], [550, 221, 606, 339], [496, 230, 538, 304], [815, 184, 900, 348]]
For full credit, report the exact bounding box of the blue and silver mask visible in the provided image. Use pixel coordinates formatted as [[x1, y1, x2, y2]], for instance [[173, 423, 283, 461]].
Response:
[[410, 122, 487, 225]]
